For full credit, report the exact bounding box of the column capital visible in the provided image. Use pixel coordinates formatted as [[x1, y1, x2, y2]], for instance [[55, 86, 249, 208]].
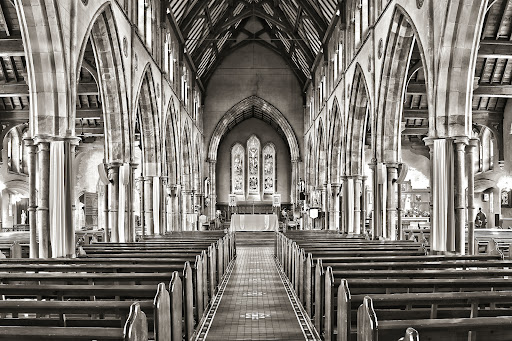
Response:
[[36, 142, 50, 152], [207, 158, 217, 164], [129, 162, 139, 169], [468, 138, 479, 147], [330, 183, 341, 188], [422, 136, 437, 148], [106, 162, 122, 170], [453, 136, 469, 146], [33, 135, 81, 145], [23, 137, 35, 146], [385, 162, 399, 169], [291, 158, 301, 163], [143, 176, 154, 181]]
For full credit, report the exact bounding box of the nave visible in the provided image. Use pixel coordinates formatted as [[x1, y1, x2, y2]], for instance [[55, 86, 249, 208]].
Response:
[[0, 228, 512, 340]]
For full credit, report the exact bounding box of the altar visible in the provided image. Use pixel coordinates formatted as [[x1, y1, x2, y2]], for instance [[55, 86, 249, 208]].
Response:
[[229, 214, 279, 232]]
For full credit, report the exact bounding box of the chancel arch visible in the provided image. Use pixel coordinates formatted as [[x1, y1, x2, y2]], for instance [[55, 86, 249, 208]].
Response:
[[207, 96, 299, 217]]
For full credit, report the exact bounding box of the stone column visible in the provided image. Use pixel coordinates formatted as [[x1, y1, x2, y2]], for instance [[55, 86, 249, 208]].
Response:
[[103, 183, 109, 242], [361, 176, 368, 235], [321, 184, 328, 230], [25, 139, 38, 258], [108, 163, 120, 242], [137, 176, 144, 237], [208, 161, 216, 220], [329, 183, 340, 231], [454, 138, 468, 255], [467, 138, 478, 255], [65, 140, 79, 257], [161, 176, 168, 235], [423, 138, 435, 246], [143, 176, 154, 235], [182, 190, 193, 231], [127, 163, 139, 242], [354, 176, 362, 235], [397, 178, 403, 240], [173, 184, 182, 231], [368, 160, 381, 239], [291, 160, 299, 213], [386, 164, 398, 240], [36, 141, 50, 258], [340, 176, 348, 233]]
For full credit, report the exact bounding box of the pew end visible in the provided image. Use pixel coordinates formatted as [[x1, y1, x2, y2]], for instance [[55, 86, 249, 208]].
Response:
[[124, 302, 148, 341], [357, 296, 377, 341], [399, 328, 419, 341], [168, 271, 183, 341], [153, 283, 171, 341]]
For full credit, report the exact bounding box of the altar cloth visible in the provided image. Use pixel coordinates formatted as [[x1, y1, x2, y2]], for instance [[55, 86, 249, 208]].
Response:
[[230, 214, 278, 232]]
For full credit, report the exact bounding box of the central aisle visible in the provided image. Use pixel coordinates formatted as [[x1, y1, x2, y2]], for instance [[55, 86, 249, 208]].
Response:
[[200, 247, 313, 340]]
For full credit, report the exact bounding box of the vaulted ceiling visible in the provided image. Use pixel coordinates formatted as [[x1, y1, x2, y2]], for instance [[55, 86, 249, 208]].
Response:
[[168, 0, 340, 86]]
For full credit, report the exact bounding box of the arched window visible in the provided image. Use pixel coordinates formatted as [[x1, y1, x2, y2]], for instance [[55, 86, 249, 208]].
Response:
[[164, 33, 175, 83], [164, 33, 170, 75], [231, 143, 245, 194], [263, 143, 276, 194], [138, 0, 152, 49], [247, 135, 260, 194], [181, 66, 188, 104]]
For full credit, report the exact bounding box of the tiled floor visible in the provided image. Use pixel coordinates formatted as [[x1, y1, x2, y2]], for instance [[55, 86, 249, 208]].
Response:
[[204, 247, 309, 341]]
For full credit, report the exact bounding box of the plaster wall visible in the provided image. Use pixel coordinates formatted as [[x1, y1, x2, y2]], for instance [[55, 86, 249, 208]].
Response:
[[204, 42, 304, 167]]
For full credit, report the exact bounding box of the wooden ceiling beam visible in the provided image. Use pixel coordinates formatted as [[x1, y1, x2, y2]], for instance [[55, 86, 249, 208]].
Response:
[[181, 0, 211, 37], [0, 38, 25, 57], [294, 0, 327, 34], [478, 41, 512, 59], [0, 82, 98, 97]]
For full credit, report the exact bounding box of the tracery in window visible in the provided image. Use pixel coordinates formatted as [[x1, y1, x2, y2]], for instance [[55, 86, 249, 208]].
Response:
[[263, 143, 275, 194], [247, 135, 260, 194], [231, 143, 245, 194]]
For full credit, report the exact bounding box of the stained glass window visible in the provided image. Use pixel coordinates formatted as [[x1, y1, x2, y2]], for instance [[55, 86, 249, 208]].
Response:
[[263, 143, 275, 194], [247, 135, 260, 194], [231, 143, 245, 194]]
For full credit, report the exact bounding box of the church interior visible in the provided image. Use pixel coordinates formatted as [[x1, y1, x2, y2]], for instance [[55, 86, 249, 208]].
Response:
[[1, 0, 512, 340]]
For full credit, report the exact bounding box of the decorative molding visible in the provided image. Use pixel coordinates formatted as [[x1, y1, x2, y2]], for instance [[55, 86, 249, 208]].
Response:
[[416, 0, 424, 9]]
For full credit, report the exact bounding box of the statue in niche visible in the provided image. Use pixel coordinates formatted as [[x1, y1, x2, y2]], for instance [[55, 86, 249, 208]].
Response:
[[20, 210, 27, 225]]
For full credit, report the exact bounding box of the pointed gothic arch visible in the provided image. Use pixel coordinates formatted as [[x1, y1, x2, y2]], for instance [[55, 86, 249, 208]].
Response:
[[346, 64, 371, 176], [375, 5, 431, 163], [134, 64, 161, 176], [329, 98, 343, 183], [75, 4, 131, 162], [207, 96, 300, 162]]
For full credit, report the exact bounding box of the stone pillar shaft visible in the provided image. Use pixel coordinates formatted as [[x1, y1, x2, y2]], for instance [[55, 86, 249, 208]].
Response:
[[329, 183, 340, 231], [108, 164, 120, 242], [467, 139, 478, 255], [143, 176, 154, 235], [65, 142, 76, 257], [361, 176, 368, 235], [37, 142, 50, 258], [454, 139, 467, 255], [386, 164, 398, 240], [25, 140, 38, 258], [354, 176, 362, 235], [208, 161, 216, 220]]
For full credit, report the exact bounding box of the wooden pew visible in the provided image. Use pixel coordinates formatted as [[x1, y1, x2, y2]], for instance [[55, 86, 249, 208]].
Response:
[[0, 301, 148, 341], [0, 283, 171, 340], [358, 296, 512, 341]]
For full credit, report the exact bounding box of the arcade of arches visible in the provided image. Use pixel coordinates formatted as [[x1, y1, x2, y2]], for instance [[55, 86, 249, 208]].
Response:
[[0, 0, 510, 259]]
